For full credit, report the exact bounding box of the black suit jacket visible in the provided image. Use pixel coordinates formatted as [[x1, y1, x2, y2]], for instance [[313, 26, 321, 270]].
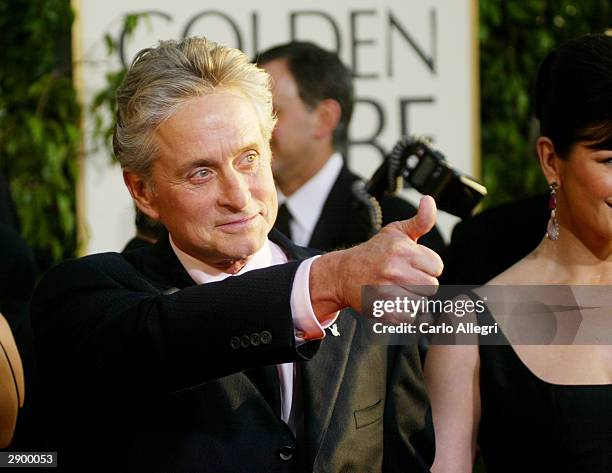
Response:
[[32, 230, 433, 472], [300, 165, 445, 254], [441, 194, 549, 285]]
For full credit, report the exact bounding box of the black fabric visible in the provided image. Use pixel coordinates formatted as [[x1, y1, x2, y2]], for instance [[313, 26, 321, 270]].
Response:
[[244, 364, 282, 417], [478, 307, 612, 473], [0, 175, 20, 231], [275, 202, 293, 240], [276, 164, 446, 254], [441, 193, 550, 285], [122, 236, 153, 253], [32, 230, 433, 472]]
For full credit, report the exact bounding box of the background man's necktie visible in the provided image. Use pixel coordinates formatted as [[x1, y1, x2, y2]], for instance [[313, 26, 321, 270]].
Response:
[[275, 203, 293, 240]]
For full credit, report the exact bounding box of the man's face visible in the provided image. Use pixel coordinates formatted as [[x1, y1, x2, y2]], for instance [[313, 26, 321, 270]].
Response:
[[143, 90, 277, 271], [262, 59, 319, 186]]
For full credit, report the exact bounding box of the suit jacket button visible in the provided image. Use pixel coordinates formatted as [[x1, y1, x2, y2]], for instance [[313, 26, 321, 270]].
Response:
[[250, 333, 261, 346], [260, 331, 272, 344], [277, 445, 294, 461], [240, 335, 251, 348], [230, 336, 240, 349]]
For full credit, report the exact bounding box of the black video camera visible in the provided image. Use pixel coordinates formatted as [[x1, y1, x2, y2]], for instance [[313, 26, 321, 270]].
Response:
[[366, 136, 487, 219]]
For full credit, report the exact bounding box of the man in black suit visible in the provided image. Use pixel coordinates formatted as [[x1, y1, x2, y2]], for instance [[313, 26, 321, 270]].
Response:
[[32, 37, 443, 472], [257, 42, 445, 253]]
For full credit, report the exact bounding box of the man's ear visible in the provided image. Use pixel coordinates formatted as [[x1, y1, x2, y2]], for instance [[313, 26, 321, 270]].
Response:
[[536, 136, 563, 187], [313, 98, 341, 140], [123, 171, 160, 220]]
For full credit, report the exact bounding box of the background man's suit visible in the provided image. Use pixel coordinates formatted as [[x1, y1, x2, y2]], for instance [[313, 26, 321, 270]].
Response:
[[292, 164, 445, 254], [32, 230, 433, 472]]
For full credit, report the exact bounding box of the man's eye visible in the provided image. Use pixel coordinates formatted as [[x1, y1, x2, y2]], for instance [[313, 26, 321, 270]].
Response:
[[195, 169, 210, 177], [242, 154, 259, 165], [189, 168, 212, 182]]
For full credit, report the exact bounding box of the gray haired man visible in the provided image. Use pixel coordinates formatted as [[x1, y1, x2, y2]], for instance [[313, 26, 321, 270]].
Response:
[[32, 37, 440, 472]]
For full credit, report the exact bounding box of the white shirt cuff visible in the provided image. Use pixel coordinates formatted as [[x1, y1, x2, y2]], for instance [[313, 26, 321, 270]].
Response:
[[290, 256, 339, 344]]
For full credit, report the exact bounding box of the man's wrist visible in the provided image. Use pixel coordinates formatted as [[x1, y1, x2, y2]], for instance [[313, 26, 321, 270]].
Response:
[[309, 250, 346, 319]]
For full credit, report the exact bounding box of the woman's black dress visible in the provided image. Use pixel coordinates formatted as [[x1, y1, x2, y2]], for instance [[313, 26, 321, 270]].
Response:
[[478, 323, 612, 472]]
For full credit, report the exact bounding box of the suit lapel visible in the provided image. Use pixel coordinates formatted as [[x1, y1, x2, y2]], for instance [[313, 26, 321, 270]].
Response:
[[308, 166, 353, 251], [141, 232, 195, 290], [302, 310, 357, 465], [272, 227, 361, 461], [309, 165, 375, 252]]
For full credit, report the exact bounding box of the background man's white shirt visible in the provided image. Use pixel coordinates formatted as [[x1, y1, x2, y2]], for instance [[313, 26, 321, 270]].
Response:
[[277, 152, 343, 247]]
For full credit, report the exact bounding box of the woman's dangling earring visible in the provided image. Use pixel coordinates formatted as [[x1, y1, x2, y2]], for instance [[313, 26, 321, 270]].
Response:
[[546, 183, 559, 241]]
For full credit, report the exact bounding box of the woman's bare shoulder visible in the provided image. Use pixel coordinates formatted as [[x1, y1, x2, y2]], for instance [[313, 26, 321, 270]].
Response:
[[486, 250, 542, 285]]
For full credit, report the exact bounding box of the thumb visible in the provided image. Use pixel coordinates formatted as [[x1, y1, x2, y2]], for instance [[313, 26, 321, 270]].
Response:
[[399, 195, 437, 242]]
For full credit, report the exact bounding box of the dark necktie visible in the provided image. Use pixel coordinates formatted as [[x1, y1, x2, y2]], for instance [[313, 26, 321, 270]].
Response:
[[275, 203, 293, 240]]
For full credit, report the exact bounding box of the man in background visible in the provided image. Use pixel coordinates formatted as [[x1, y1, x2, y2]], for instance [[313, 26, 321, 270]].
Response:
[[257, 41, 445, 253], [123, 207, 164, 252]]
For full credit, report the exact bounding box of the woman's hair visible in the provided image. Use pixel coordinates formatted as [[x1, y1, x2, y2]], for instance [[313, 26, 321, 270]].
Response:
[[113, 37, 276, 177], [534, 33, 612, 158]]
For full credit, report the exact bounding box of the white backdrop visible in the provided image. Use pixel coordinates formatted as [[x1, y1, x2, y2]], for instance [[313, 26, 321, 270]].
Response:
[[73, 0, 479, 253]]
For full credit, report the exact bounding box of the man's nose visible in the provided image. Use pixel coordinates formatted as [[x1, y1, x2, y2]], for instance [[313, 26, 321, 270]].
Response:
[[219, 170, 250, 211]]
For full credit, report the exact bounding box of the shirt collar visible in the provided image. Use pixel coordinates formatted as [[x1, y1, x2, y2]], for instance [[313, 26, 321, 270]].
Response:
[[277, 152, 343, 239], [169, 235, 288, 285]]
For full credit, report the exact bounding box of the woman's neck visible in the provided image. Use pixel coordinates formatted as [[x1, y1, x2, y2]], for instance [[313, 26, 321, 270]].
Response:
[[534, 226, 612, 284]]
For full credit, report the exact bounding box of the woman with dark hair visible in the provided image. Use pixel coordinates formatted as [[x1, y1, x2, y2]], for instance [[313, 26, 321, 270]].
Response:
[[425, 34, 612, 473]]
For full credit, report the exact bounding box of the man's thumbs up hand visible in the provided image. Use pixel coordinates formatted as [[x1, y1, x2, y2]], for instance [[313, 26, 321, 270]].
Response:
[[310, 196, 444, 318], [396, 195, 437, 243]]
